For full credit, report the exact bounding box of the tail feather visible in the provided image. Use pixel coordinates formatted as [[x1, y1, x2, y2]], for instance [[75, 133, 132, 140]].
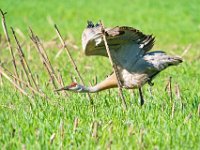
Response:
[[144, 52, 183, 71], [146, 54, 183, 81]]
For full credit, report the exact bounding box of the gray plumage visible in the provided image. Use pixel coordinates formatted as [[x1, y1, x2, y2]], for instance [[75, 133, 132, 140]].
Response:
[[82, 22, 182, 89]]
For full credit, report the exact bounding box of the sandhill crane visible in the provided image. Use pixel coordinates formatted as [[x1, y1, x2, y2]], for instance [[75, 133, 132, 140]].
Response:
[[56, 21, 182, 104]]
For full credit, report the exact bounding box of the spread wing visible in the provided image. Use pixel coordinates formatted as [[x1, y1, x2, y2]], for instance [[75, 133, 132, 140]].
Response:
[[82, 21, 155, 71]]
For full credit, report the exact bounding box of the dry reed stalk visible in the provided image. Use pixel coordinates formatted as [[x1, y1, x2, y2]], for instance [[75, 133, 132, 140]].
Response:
[[70, 74, 78, 83], [171, 102, 175, 119], [175, 83, 181, 99], [73, 117, 79, 133], [0, 66, 46, 98], [106, 140, 113, 150], [139, 128, 145, 149], [0, 72, 3, 86], [60, 120, 64, 140], [54, 24, 93, 105], [15, 28, 26, 40], [50, 133, 56, 145], [102, 120, 112, 130], [181, 44, 192, 57], [57, 70, 65, 87], [35, 36, 59, 83], [93, 75, 98, 86], [128, 124, 134, 136], [19, 70, 24, 89], [184, 113, 192, 124], [198, 104, 200, 117], [100, 21, 127, 110], [55, 47, 64, 59], [0, 9, 20, 87], [29, 44, 58, 93], [55, 41, 79, 59], [91, 121, 98, 139], [22, 144, 26, 150], [165, 76, 173, 103], [0, 66, 31, 98], [27, 44, 32, 61], [30, 29, 57, 89], [29, 28, 61, 92], [106, 122, 113, 150], [43, 40, 57, 49], [0, 35, 7, 49], [59, 120, 64, 149], [11, 27, 40, 93], [57, 70, 69, 96], [35, 74, 39, 87]]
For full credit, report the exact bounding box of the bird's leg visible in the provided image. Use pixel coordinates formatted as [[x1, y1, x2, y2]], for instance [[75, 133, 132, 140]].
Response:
[[138, 87, 144, 106]]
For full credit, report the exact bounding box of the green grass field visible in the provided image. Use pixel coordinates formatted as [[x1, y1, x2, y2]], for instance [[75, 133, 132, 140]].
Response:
[[0, 0, 200, 149]]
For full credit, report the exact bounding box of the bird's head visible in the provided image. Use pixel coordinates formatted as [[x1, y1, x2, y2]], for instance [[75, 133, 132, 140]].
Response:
[[82, 21, 102, 52], [55, 82, 89, 93]]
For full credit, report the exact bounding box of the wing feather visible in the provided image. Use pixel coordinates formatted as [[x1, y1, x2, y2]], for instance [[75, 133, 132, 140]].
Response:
[[82, 22, 155, 70]]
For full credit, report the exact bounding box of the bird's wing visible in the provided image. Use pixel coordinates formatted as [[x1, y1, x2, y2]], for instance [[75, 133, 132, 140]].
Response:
[[82, 22, 155, 70]]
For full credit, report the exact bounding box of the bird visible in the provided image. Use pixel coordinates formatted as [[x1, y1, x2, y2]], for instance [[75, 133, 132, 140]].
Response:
[[56, 21, 182, 105]]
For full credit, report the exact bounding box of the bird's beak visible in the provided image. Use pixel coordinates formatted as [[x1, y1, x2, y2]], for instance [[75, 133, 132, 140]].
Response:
[[54, 86, 70, 92]]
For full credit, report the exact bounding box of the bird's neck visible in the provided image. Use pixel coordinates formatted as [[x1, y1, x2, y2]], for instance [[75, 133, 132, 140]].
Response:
[[86, 74, 118, 93]]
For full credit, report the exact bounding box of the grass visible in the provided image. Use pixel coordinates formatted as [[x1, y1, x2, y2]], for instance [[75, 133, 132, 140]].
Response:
[[0, 0, 200, 149]]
